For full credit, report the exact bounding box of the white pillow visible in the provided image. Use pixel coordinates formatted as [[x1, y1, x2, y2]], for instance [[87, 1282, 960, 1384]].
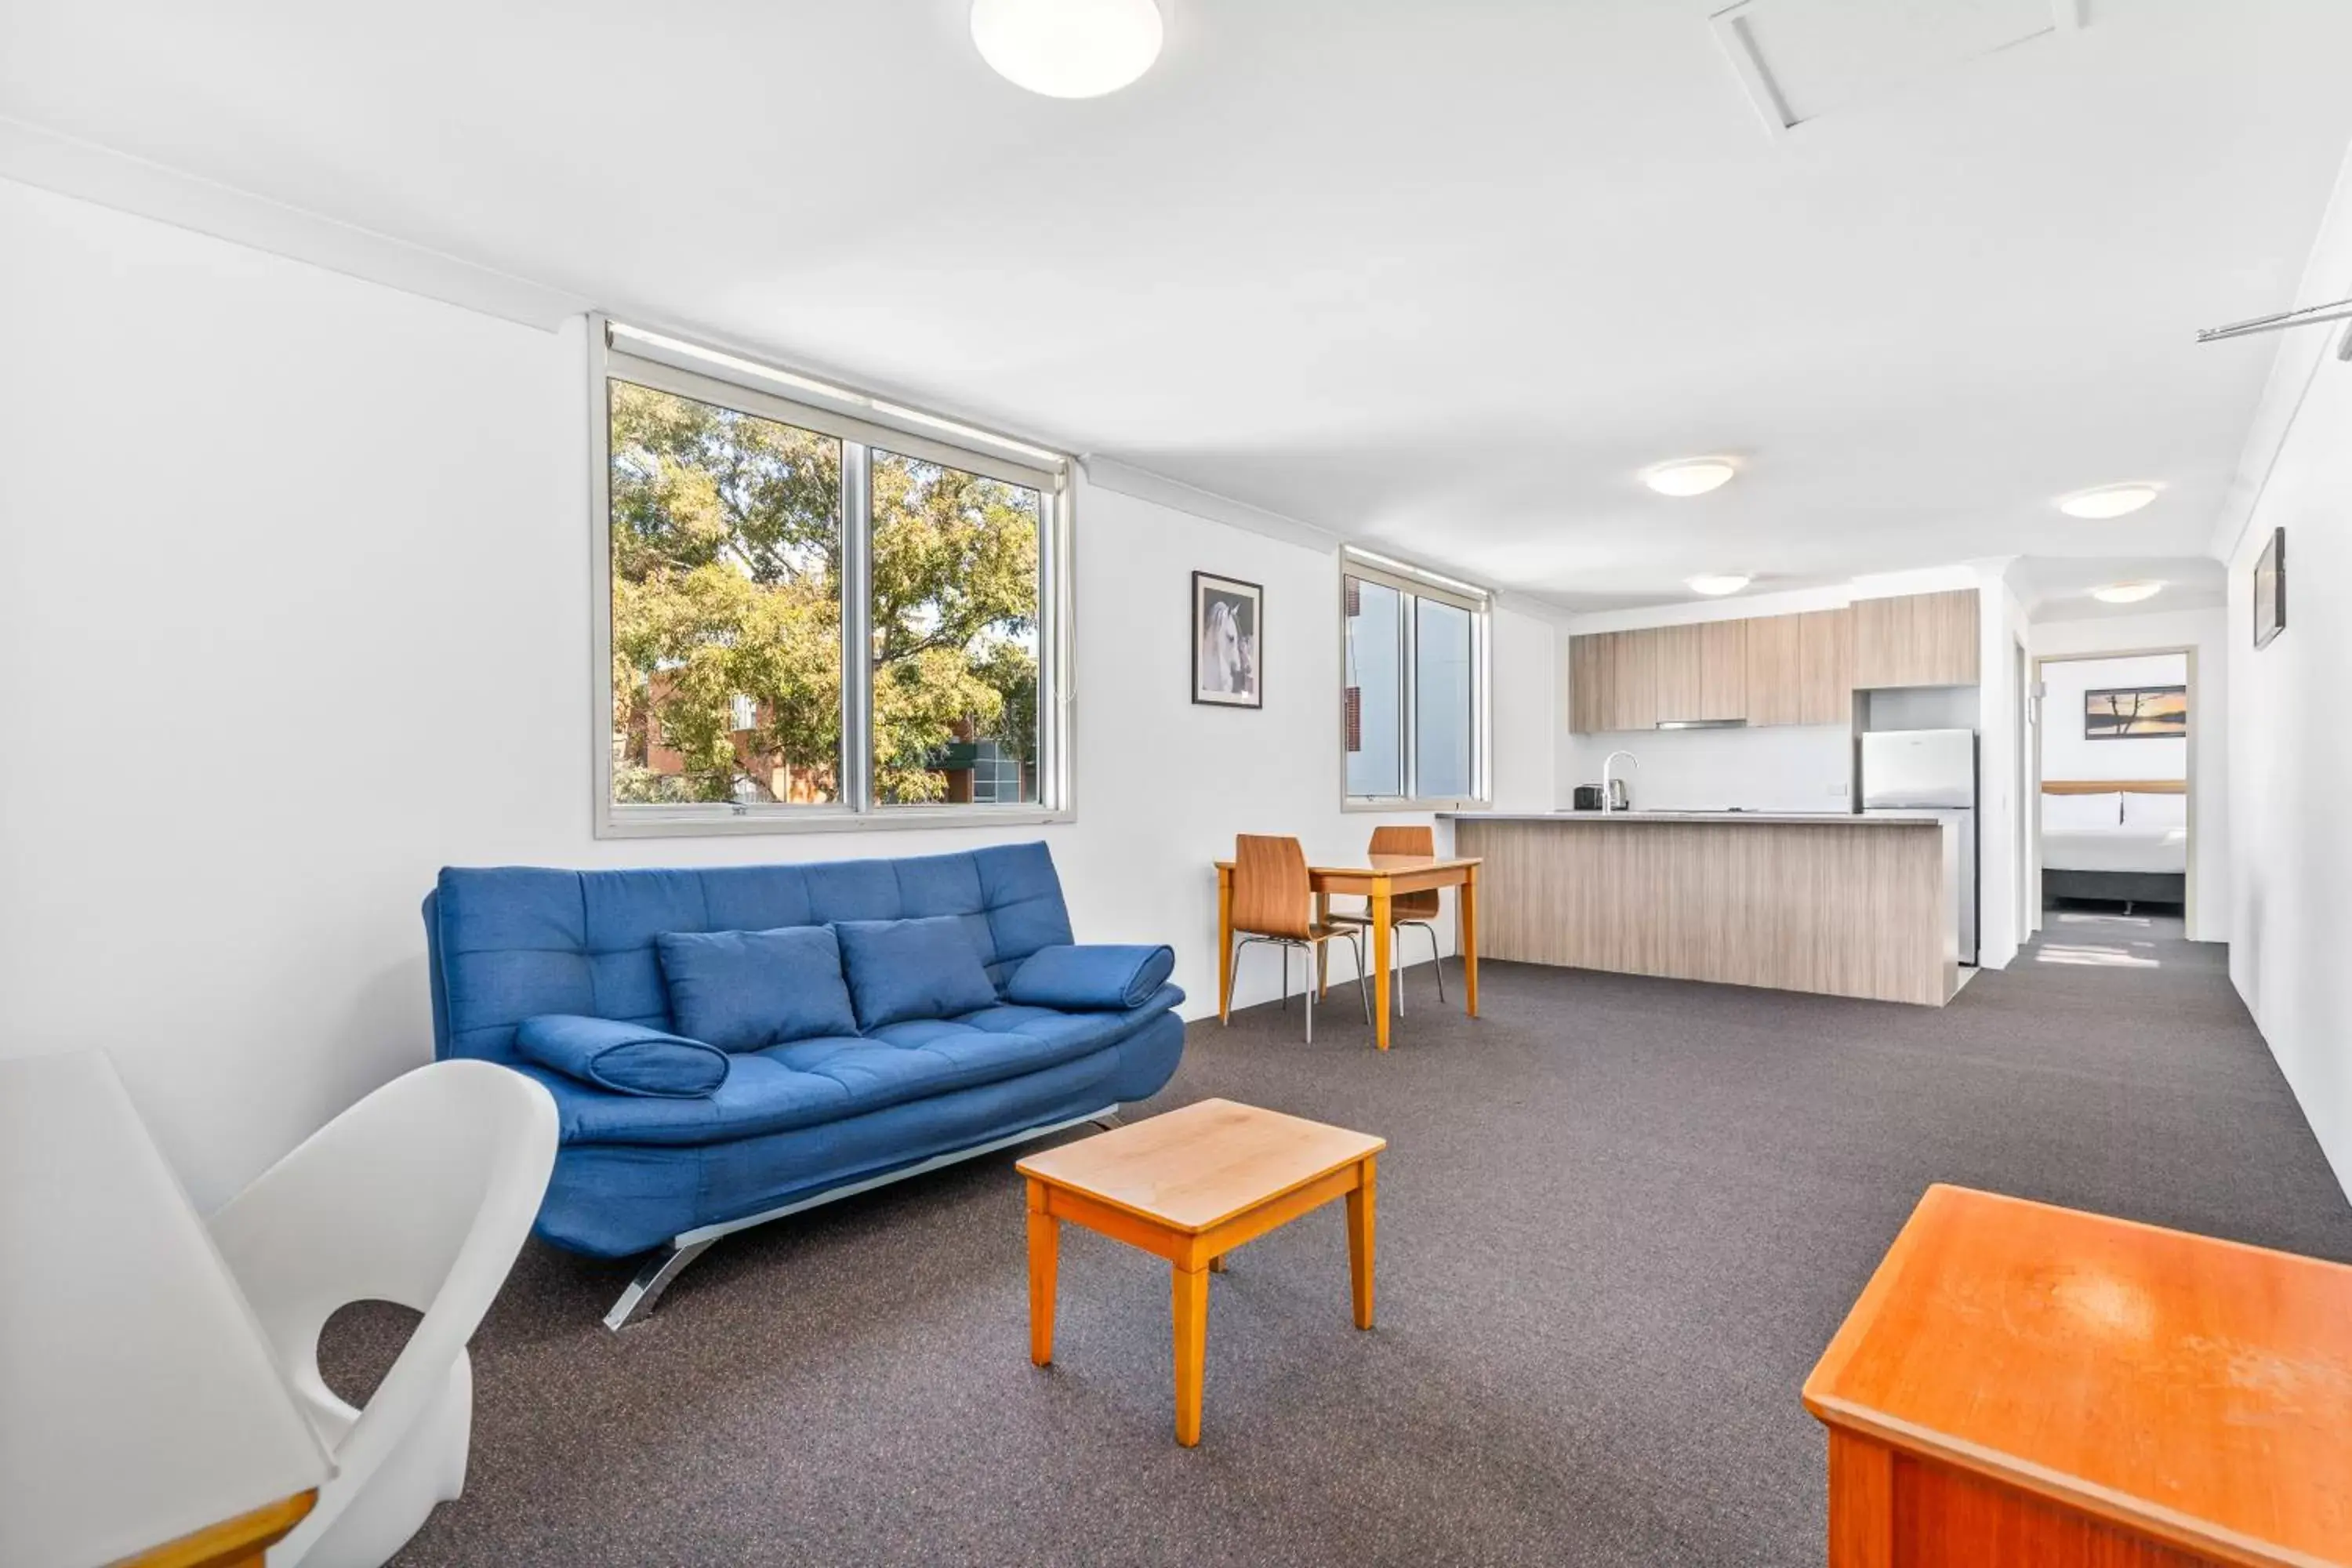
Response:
[[2042, 791, 2122, 830], [2123, 790, 2187, 829]]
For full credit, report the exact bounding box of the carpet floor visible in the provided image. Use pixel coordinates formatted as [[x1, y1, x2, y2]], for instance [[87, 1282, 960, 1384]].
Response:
[[344, 912, 2352, 1566]]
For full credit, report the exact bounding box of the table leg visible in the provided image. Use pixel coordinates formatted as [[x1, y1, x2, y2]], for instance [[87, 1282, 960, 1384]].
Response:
[[1371, 883, 1393, 1049], [1461, 865, 1479, 1019], [1174, 1262, 1210, 1446], [1025, 1180, 1058, 1367], [1217, 866, 1235, 1024], [1315, 890, 1330, 999], [1346, 1157, 1377, 1330]]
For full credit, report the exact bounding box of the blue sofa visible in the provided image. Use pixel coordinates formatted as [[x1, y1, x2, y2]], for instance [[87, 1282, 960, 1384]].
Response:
[[423, 842, 1185, 1325]]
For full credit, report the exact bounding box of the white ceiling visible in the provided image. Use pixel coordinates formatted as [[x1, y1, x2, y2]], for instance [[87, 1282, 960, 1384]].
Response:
[[2009, 554, 2227, 621], [4, 0, 2347, 610]]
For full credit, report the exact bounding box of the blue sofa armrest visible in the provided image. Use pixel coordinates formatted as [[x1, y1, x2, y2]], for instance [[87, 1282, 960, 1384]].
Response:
[[1004, 944, 1177, 1011], [515, 1014, 731, 1099]]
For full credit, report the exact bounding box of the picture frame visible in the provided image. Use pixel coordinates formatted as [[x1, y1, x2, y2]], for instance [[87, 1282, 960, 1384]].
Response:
[[2254, 526, 2285, 649], [1191, 572, 1262, 709], [2084, 684, 2187, 740]]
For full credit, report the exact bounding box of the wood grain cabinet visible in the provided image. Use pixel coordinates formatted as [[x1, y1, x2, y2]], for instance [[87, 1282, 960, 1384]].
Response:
[[1797, 608, 1855, 724], [1693, 619, 1746, 721], [1571, 630, 1661, 733], [1605, 624, 1744, 729], [1569, 632, 1613, 734], [1570, 596, 1931, 734], [1608, 630, 1657, 731], [1744, 614, 1803, 727], [1853, 589, 1978, 689]]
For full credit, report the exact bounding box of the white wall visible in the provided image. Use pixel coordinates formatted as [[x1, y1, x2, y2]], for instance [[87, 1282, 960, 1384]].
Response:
[[2223, 299, 2352, 1193], [0, 178, 1554, 1207], [2030, 611, 2229, 946], [2038, 653, 2189, 782], [1559, 725, 1852, 812]]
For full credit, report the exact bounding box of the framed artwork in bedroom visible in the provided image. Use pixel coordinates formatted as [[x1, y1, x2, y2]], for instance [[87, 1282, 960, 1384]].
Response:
[[1192, 572, 1262, 708], [2084, 685, 2187, 740], [2253, 526, 2285, 648]]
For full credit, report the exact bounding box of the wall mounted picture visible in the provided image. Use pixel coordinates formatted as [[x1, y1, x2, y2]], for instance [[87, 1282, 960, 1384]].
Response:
[[2085, 685, 2187, 740], [1192, 572, 1262, 708], [2254, 526, 2286, 648]]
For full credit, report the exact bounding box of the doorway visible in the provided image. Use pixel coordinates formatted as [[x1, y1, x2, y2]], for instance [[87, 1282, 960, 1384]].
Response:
[[2030, 646, 2196, 941]]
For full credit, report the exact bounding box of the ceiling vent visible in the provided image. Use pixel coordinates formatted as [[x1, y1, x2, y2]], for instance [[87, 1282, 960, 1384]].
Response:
[[1711, 0, 2083, 139]]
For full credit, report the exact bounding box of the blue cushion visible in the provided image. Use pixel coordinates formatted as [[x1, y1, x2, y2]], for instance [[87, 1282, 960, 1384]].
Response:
[[514, 1014, 730, 1098], [833, 916, 1000, 1029], [1004, 944, 1178, 1011], [654, 927, 858, 1051]]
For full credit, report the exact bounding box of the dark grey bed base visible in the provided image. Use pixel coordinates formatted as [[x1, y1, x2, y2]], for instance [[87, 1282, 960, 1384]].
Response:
[[2044, 868, 2185, 908]]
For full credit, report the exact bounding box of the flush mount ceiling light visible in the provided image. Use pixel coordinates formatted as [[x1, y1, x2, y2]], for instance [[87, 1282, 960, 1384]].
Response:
[[971, 0, 1164, 98], [1688, 574, 1752, 597], [2057, 483, 2162, 520], [1644, 458, 1737, 497], [2090, 580, 2165, 604]]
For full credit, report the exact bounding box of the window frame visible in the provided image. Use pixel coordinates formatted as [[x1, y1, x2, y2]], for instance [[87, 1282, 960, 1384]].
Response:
[[590, 317, 1075, 837], [1338, 549, 1492, 811]]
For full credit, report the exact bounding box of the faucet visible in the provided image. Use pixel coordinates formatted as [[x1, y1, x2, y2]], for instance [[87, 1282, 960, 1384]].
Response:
[[1602, 750, 1640, 812]]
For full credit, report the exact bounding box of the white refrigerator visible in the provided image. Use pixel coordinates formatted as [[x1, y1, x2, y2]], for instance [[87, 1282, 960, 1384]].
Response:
[[1860, 728, 1977, 965]]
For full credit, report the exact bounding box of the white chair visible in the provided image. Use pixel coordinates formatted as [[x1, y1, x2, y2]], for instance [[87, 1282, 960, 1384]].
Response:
[[207, 1059, 557, 1568]]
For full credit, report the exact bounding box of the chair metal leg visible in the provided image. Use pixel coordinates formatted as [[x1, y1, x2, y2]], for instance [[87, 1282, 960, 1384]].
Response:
[[1280, 943, 1291, 1010], [1343, 931, 1371, 1023], [1403, 920, 1445, 1004], [1305, 953, 1314, 1043], [1394, 923, 1405, 1017]]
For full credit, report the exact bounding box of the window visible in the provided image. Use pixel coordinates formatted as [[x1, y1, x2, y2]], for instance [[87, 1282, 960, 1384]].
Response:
[[594, 321, 1071, 835], [1342, 550, 1490, 807]]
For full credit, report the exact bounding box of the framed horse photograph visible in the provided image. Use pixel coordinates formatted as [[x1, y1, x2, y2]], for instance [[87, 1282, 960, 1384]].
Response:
[[1192, 571, 1262, 708]]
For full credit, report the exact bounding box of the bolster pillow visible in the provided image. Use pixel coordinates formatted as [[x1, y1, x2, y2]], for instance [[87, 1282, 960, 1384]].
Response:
[[1004, 944, 1177, 1011], [515, 1014, 731, 1098]]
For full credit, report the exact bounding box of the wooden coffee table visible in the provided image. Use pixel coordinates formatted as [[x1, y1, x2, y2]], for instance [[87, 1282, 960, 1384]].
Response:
[[1016, 1098, 1385, 1446]]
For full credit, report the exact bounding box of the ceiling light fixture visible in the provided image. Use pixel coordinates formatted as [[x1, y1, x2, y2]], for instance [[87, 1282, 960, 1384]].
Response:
[[971, 0, 1164, 99], [2057, 483, 2162, 520], [1687, 574, 1751, 597], [2091, 581, 2165, 604], [1644, 458, 1737, 497]]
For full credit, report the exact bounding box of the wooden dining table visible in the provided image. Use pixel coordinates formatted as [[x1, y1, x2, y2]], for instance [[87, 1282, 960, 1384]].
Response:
[[1213, 851, 1481, 1050]]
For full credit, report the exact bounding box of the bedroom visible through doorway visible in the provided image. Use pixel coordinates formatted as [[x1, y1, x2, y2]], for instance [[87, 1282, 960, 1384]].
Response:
[[2033, 649, 2193, 932]]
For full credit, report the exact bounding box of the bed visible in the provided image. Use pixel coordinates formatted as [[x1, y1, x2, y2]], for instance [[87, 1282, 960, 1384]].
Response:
[[2041, 779, 2187, 909]]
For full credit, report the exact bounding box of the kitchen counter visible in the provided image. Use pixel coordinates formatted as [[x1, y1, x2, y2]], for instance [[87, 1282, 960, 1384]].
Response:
[[1444, 811, 1957, 1006], [1440, 810, 1940, 827]]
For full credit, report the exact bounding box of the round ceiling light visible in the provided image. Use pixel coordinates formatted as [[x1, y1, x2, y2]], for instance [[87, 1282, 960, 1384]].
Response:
[[2090, 580, 2165, 604], [971, 0, 1165, 99], [1644, 458, 1737, 497], [2057, 483, 2162, 521], [1688, 574, 1752, 597]]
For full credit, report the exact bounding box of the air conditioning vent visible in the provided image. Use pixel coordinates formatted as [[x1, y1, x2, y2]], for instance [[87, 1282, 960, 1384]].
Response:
[[1711, 0, 2081, 137]]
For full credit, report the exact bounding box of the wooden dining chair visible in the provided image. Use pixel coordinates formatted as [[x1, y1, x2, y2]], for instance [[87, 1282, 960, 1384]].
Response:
[[1328, 824, 1446, 1015], [1226, 834, 1371, 1043]]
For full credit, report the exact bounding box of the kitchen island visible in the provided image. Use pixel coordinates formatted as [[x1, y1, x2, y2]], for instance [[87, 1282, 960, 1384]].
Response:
[[1442, 811, 1957, 1007]]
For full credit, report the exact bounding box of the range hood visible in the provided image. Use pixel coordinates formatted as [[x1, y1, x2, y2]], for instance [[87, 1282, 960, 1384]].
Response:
[[1654, 718, 1749, 731]]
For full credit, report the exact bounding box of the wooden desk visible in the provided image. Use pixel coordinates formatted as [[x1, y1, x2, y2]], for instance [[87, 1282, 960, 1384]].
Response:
[[1804, 1184, 2352, 1568], [1214, 852, 1480, 1049], [1018, 1099, 1385, 1446], [0, 1052, 329, 1568]]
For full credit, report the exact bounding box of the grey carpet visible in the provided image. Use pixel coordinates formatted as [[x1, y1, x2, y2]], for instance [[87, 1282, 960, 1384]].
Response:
[[337, 911, 2352, 1566]]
